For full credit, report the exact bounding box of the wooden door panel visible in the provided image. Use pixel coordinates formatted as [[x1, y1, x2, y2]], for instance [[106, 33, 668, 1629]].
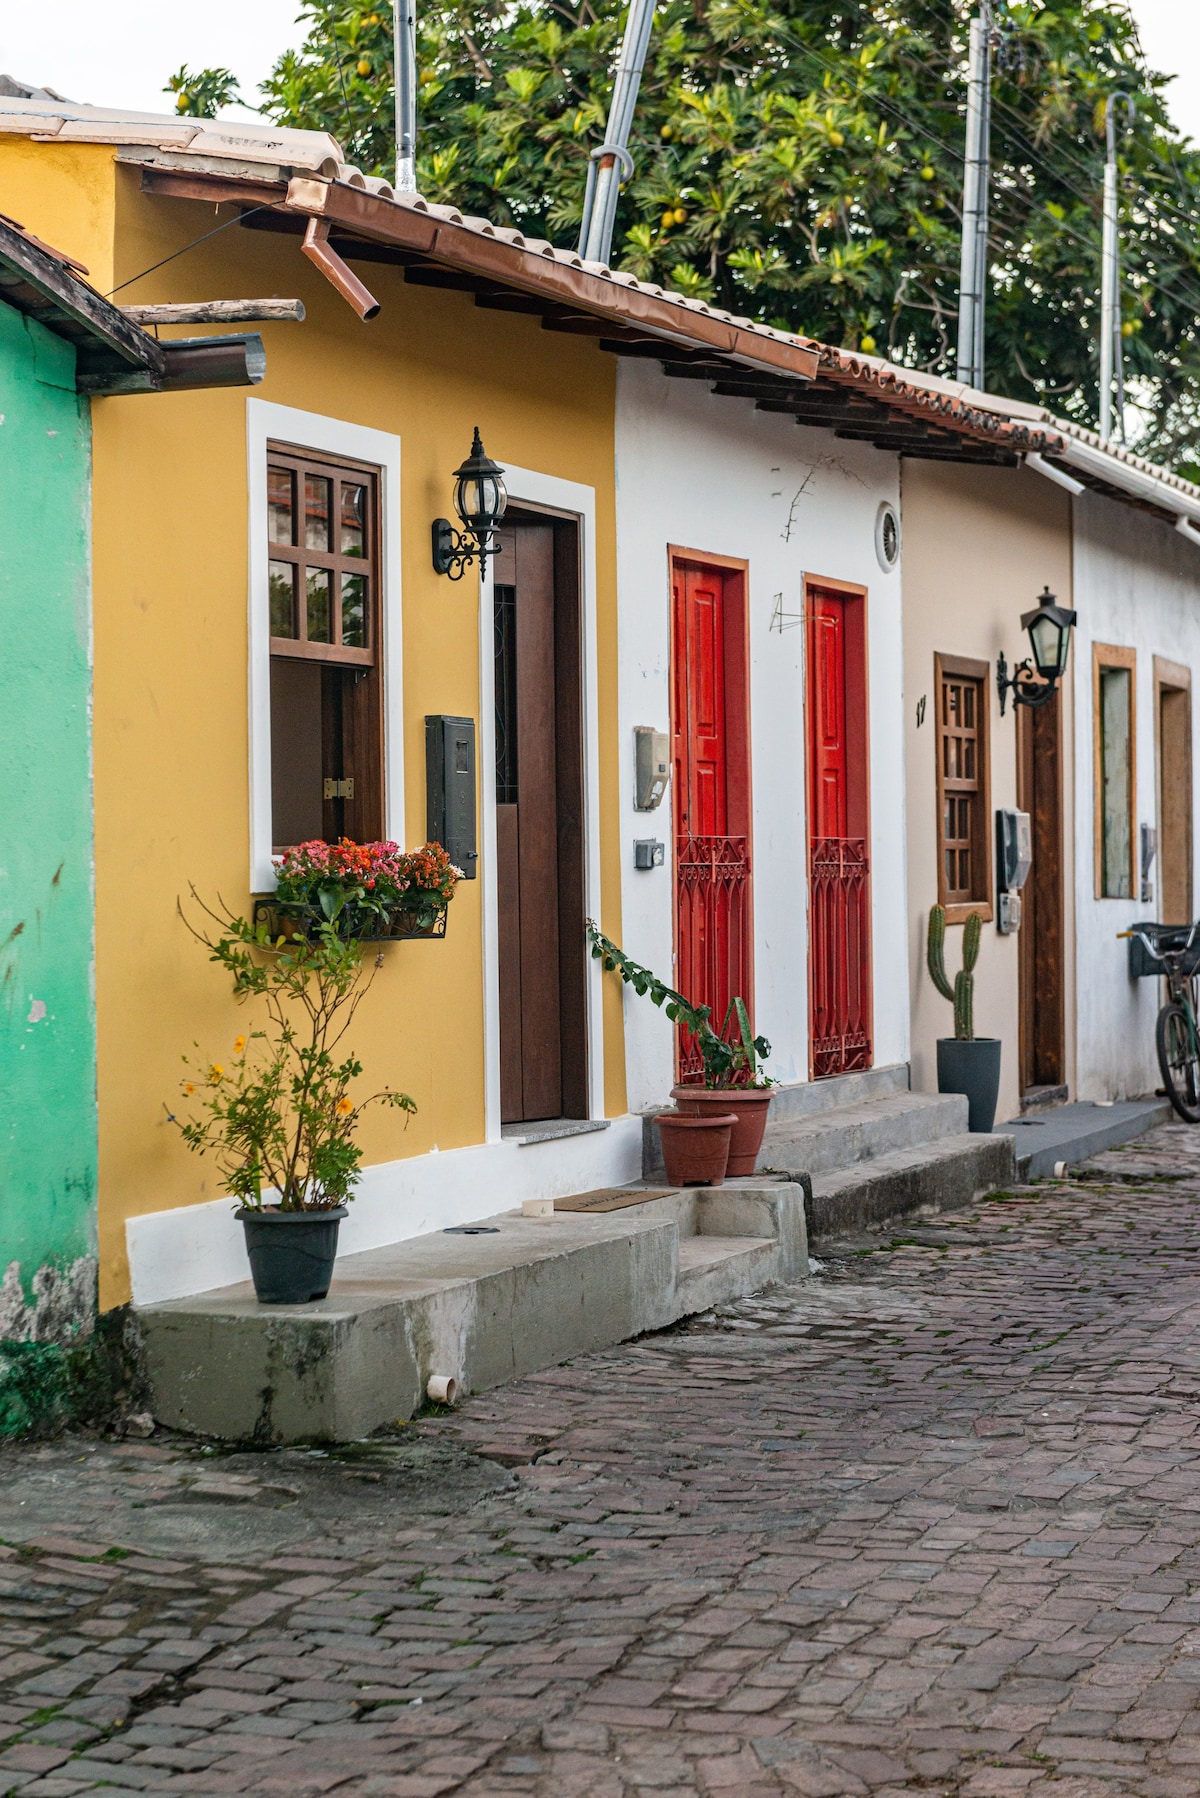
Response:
[[496, 802, 524, 1123], [1017, 693, 1064, 1092], [494, 519, 573, 1124], [514, 523, 562, 1120]]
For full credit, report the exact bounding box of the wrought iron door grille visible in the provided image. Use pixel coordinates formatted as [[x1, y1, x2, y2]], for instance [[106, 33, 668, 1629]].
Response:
[[810, 837, 871, 1078], [675, 834, 751, 1081]]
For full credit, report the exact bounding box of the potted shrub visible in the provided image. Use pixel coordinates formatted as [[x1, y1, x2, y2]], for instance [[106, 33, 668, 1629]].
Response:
[[927, 904, 1001, 1133], [587, 923, 775, 1179], [260, 839, 461, 942], [169, 897, 415, 1304]]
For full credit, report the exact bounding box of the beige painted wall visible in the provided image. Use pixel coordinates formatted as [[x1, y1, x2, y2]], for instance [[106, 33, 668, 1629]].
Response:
[[902, 461, 1075, 1125]]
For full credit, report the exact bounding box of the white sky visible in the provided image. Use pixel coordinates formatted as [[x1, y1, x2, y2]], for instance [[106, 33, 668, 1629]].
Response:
[[0, 2, 1197, 141]]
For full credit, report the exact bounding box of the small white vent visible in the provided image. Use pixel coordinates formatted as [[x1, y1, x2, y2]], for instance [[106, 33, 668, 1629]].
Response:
[[875, 500, 900, 571]]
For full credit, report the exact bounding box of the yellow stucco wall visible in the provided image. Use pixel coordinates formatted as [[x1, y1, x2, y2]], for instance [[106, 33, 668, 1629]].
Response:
[[6, 146, 625, 1307], [902, 460, 1075, 1125]]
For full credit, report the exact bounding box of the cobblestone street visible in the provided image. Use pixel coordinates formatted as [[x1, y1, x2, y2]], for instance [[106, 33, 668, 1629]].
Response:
[[5, 1128, 1200, 1795]]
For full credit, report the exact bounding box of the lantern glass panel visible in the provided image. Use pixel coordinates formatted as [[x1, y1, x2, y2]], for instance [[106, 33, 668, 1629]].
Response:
[[1028, 610, 1068, 679]]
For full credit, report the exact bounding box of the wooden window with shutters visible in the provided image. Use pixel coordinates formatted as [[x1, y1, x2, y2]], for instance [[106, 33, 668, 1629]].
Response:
[[266, 443, 384, 851], [935, 653, 992, 922]]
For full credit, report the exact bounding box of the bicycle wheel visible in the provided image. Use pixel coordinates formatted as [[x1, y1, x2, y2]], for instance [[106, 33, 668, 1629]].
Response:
[[1156, 1002, 1200, 1123]]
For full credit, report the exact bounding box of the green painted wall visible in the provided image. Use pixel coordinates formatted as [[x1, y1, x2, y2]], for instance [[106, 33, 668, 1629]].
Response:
[[0, 297, 97, 1343]]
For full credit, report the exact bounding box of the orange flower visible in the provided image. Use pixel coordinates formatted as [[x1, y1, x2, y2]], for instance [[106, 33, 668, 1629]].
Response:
[[233, 1035, 246, 1054], [336, 1097, 354, 1116], [183, 1082, 195, 1097], [208, 1064, 225, 1084]]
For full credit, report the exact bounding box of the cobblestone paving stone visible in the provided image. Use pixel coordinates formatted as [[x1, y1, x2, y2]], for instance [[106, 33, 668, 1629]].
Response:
[[6, 1126, 1200, 1793]]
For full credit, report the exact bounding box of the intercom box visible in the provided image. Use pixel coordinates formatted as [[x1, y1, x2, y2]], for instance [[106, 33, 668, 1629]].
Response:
[[426, 715, 478, 878]]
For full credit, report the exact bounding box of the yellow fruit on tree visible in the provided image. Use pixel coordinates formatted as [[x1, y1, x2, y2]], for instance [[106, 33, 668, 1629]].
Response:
[[661, 209, 675, 228], [860, 333, 877, 354], [357, 58, 371, 75], [829, 129, 845, 147], [921, 165, 935, 180], [674, 206, 687, 224]]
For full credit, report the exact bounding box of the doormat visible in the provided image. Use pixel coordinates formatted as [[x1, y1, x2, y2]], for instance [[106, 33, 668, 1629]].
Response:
[[554, 1187, 677, 1213]]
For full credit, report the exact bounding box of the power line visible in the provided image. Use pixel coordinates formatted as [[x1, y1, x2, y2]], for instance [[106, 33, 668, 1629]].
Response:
[[757, 17, 1200, 338]]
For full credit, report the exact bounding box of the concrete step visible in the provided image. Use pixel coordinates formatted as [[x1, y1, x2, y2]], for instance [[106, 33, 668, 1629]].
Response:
[[766, 1062, 910, 1124], [761, 1090, 970, 1178], [641, 1064, 913, 1179], [136, 1180, 808, 1445], [807, 1131, 1017, 1240], [998, 1098, 1172, 1180]]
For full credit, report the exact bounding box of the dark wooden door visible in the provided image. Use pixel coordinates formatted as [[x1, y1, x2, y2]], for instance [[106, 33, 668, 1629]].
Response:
[[806, 584, 871, 1078], [1017, 692, 1065, 1095], [494, 518, 586, 1124], [1158, 678, 1193, 925], [671, 558, 752, 1080]]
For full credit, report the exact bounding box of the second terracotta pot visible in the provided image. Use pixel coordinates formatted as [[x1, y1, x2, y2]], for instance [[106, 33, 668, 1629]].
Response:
[[655, 1110, 736, 1187], [671, 1085, 774, 1177]]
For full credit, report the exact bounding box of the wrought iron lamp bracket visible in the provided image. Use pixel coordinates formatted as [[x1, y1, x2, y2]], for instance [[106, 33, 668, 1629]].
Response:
[[996, 652, 1059, 717], [431, 518, 500, 582]]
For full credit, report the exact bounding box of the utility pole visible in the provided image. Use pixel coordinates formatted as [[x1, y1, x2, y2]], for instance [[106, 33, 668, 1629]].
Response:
[[1099, 93, 1135, 443], [578, 0, 658, 267], [394, 0, 418, 193], [956, 7, 993, 388]]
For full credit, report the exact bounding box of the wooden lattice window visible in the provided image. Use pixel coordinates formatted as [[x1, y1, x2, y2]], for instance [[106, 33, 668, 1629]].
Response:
[[935, 654, 992, 921], [267, 443, 384, 851]]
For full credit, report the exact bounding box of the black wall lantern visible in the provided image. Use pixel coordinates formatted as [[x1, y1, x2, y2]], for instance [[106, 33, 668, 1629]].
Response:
[[996, 585, 1077, 716], [431, 428, 508, 580]]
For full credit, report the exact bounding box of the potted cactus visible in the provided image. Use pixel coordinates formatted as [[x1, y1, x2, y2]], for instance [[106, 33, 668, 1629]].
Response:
[[927, 905, 1001, 1133]]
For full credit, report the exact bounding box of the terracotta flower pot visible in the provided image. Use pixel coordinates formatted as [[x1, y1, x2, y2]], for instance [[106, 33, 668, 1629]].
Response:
[[654, 1110, 736, 1187], [671, 1085, 774, 1176]]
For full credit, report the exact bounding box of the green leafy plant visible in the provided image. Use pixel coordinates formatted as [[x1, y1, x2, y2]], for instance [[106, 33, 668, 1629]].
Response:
[[164, 65, 244, 119], [926, 903, 982, 1041], [253, 0, 1200, 464], [587, 921, 771, 1088], [169, 894, 415, 1211]]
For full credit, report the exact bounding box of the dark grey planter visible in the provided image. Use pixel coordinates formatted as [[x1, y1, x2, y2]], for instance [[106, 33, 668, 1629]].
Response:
[[936, 1037, 1002, 1134], [236, 1206, 347, 1304]]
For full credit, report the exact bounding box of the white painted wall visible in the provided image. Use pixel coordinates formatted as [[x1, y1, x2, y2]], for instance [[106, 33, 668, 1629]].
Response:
[[1072, 491, 1200, 1099], [614, 359, 907, 1112]]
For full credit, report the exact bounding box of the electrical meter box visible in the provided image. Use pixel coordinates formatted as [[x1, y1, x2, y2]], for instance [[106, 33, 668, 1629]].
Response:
[[634, 727, 670, 811], [995, 808, 1032, 933], [426, 715, 477, 878]]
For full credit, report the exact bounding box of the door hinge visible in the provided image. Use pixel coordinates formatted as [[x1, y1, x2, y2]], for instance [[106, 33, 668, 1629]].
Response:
[[323, 777, 355, 800]]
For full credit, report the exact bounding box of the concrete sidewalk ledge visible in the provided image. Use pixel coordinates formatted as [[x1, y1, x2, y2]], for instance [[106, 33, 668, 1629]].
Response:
[[998, 1098, 1172, 1179], [136, 1180, 809, 1445]]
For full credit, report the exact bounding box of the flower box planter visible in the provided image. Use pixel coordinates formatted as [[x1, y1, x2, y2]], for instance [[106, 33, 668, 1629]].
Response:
[[253, 896, 448, 943]]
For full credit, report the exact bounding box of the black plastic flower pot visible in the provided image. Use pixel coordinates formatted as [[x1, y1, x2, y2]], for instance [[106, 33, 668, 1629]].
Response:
[[236, 1206, 347, 1304], [936, 1037, 1002, 1134]]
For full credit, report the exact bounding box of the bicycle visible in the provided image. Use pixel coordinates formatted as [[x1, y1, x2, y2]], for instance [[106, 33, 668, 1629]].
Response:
[[1118, 920, 1200, 1122]]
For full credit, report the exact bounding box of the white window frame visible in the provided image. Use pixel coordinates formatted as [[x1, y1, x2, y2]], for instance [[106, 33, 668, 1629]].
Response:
[[246, 399, 403, 891]]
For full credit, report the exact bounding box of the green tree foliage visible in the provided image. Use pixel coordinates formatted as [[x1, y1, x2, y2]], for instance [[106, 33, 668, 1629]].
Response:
[[258, 2, 1200, 463], [166, 65, 244, 118]]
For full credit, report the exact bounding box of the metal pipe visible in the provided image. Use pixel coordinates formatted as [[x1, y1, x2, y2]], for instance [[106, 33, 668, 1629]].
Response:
[[301, 218, 380, 320], [1099, 94, 1134, 443], [579, 0, 657, 266], [394, 0, 418, 193], [956, 12, 991, 387]]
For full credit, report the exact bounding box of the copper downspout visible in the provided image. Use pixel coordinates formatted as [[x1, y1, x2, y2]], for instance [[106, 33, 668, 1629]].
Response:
[[301, 217, 380, 321]]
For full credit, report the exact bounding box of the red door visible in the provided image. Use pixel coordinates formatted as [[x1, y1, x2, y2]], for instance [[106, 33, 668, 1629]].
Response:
[[806, 583, 872, 1077], [672, 557, 752, 1080]]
